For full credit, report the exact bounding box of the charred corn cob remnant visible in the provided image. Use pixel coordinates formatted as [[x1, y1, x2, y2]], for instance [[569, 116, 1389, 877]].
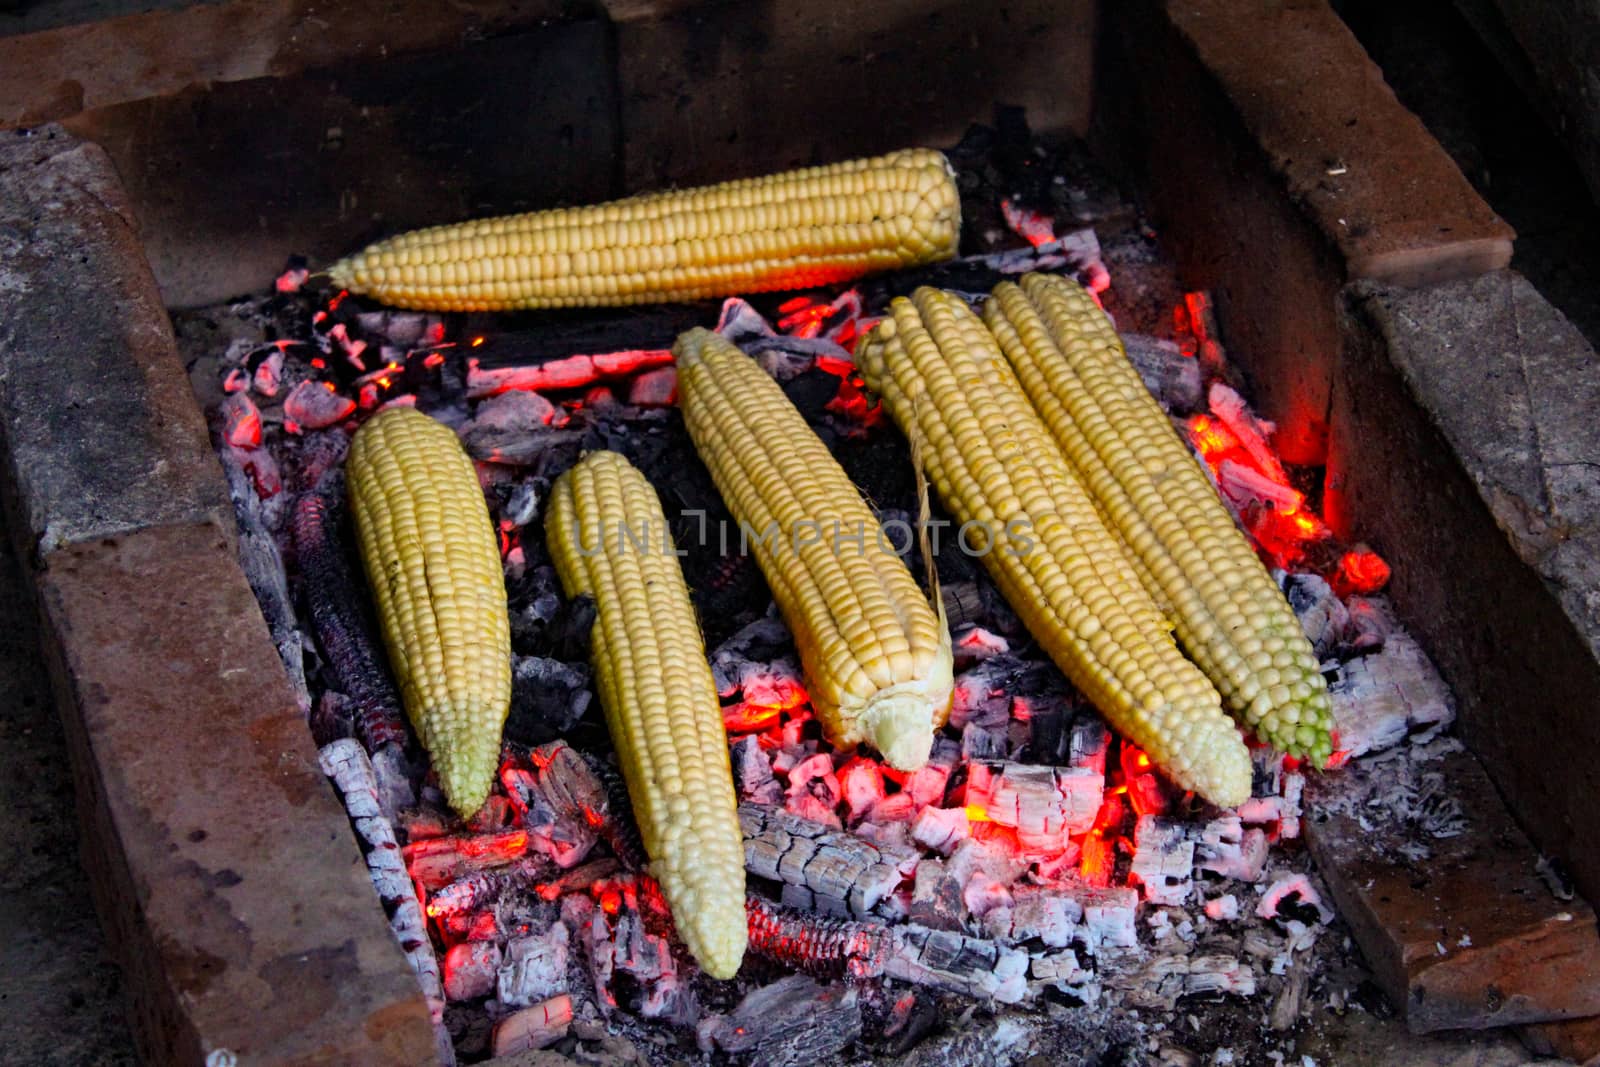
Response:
[[347, 407, 512, 817], [675, 327, 954, 771], [985, 274, 1333, 763], [546, 450, 747, 978], [329, 149, 961, 311], [856, 288, 1251, 806]]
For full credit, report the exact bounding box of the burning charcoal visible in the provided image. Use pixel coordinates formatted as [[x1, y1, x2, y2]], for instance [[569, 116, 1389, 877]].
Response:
[[867, 792, 918, 825], [964, 762, 1101, 849], [1028, 947, 1095, 1000], [1204, 894, 1241, 921], [589, 887, 697, 1022], [1326, 625, 1454, 758], [951, 624, 1010, 667], [221, 390, 263, 448], [740, 803, 909, 917], [837, 757, 887, 822], [1281, 571, 1350, 660], [745, 895, 891, 979], [721, 656, 808, 733], [900, 738, 960, 809], [253, 349, 285, 397], [491, 994, 572, 1057], [1069, 717, 1111, 776], [427, 856, 548, 918], [910, 806, 971, 856], [626, 366, 678, 406], [962, 723, 1008, 760], [406, 830, 536, 890], [355, 309, 440, 349], [1343, 595, 1393, 653], [318, 740, 447, 1035], [1129, 817, 1196, 906], [731, 735, 784, 807], [1121, 333, 1204, 414], [909, 859, 965, 931], [216, 441, 308, 717], [468, 350, 674, 398], [443, 941, 502, 1001], [223, 366, 249, 393], [786, 752, 843, 810], [962, 871, 1014, 919], [885, 925, 1030, 1004], [949, 656, 1020, 729], [1081, 886, 1140, 951], [284, 379, 356, 431], [498, 922, 570, 1007], [502, 480, 540, 529], [509, 656, 593, 742], [1255, 873, 1333, 924], [458, 391, 581, 464], [946, 836, 1029, 892], [1194, 816, 1269, 883], [983, 883, 1084, 948], [698, 975, 862, 1065]]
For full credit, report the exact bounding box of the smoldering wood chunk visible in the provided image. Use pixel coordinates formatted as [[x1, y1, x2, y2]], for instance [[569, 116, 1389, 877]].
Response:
[[498, 921, 570, 1008], [1122, 333, 1203, 413], [1281, 571, 1350, 659], [740, 804, 910, 917], [698, 975, 862, 1066], [1326, 625, 1454, 758], [885, 924, 1030, 1004], [745, 895, 891, 980], [1129, 816, 1196, 907]]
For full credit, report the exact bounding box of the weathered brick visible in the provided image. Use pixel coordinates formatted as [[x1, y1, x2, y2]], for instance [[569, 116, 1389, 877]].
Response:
[[0, 124, 232, 554], [1329, 271, 1600, 909], [1306, 745, 1600, 1032], [1106, 0, 1512, 462], [35, 522, 435, 1065], [615, 0, 1096, 192]]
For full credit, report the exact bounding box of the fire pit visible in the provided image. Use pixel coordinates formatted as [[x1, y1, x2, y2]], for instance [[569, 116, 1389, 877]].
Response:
[[3, 2, 1599, 1065]]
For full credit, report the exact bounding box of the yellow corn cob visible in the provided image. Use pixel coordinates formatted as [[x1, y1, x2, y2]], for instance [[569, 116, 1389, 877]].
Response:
[[675, 327, 954, 771], [856, 288, 1251, 806], [546, 451, 747, 978], [328, 149, 961, 311], [347, 407, 512, 817], [985, 274, 1334, 764]]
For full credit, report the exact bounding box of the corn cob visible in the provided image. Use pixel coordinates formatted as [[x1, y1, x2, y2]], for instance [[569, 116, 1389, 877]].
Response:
[[546, 450, 747, 978], [328, 148, 961, 311], [675, 327, 954, 771], [856, 288, 1251, 806], [347, 407, 512, 818], [985, 274, 1334, 764]]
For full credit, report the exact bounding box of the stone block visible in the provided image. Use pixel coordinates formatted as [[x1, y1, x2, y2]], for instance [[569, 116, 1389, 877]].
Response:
[[1105, 0, 1512, 462], [0, 124, 232, 554], [1306, 744, 1600, 1032], [35, 522, 436, 1065], [1329, 270, 1600, 906]]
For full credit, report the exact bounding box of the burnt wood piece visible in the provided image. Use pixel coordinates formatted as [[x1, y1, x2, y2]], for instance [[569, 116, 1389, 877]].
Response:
[[579, 751, 650, 873], [1305, 742, 1600, 1032], [700, 974, 862, 1066], [745, 894, 891, 980], [291, 479, 408, 754]]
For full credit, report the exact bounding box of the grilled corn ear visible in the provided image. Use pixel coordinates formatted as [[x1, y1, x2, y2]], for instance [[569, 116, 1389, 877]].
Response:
[[986, 274, 1334, 763], [547, 450, 747, 978], [857, 289, 1251, 806], [675, 327, 954, 771], [329, 149, 960, 311], [347, 407, 512, 817]]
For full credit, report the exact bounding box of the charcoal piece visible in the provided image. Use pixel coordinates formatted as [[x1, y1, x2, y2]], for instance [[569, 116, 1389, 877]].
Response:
[[1121, 333, 1204, 414], [217, 436, 308, 714], [730, 735, 784, 806], [884, 925, 1030, 1004], [579, 752, 649, 872], [1281, 571, 1350, 660], [506, 655, 593, 744], [745, 895, 891, 980], [699, 975, 862, 1066], [464, 303, 713, 370], [291, 478, 409, 756]]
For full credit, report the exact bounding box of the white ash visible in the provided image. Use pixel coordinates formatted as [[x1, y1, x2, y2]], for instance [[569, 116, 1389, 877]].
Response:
[[741, 803, 910, 917], [1122, 333, 1204, 414], [318, 740, 447, 1030], [1129, 817, 1196, 906], [730, 734, 784, 806], [886, 924, 1031, 1004], [497, 921, 570, 1008], [1326, 622, 1454, 758]]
